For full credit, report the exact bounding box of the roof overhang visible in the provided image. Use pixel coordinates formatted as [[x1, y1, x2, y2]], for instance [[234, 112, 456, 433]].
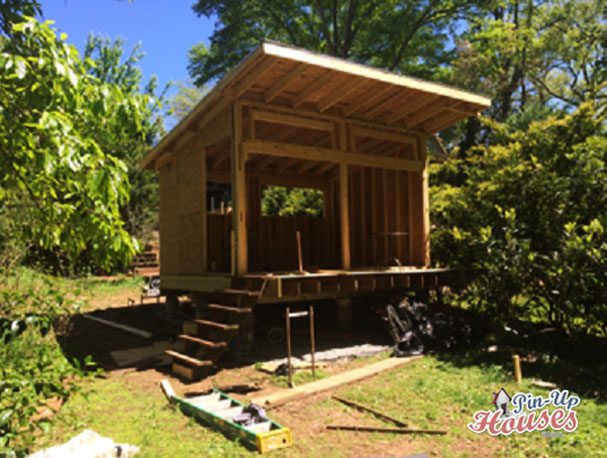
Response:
[[142, 41, 491, 170]]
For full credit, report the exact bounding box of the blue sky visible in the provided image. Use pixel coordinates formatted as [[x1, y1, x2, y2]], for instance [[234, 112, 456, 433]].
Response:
[[40, 1, 215, 96]]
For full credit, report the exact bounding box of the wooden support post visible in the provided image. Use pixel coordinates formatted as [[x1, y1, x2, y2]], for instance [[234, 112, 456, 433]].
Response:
[[286, 306, 293, 388], [201, 147, 208, 271], [296, 230, 303, 273], [336, 297, 353, 330], [408, 135, 430, 266], [231, 101, 248, 274], [513, 354, 522, 384], [420, 136, 430, 266], [338, 122, 351, 269]]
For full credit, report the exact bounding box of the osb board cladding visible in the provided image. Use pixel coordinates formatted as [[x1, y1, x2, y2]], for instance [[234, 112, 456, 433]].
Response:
[[207, 214, 231, 273], [159, 147, 206, 275], [347, 167, 412, 268]]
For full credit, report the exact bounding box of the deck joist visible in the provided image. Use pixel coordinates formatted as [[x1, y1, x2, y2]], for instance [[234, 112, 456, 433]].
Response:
[[160, 267, 473, 304]]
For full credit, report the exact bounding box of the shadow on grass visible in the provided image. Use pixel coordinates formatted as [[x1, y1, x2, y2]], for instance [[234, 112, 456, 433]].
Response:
[[432, 327, 607, 403]]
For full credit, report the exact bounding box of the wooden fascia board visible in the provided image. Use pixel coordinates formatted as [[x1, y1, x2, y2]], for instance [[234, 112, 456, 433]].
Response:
[[243, 139, 423, 172]]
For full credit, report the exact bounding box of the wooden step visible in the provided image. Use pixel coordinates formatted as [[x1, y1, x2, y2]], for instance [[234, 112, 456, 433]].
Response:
[[207, 303, 252, 314], [165, 350, 212, 367], [219, 288, 261, 297], [178, 334, 227, 349], [193, 319, 239, 331]]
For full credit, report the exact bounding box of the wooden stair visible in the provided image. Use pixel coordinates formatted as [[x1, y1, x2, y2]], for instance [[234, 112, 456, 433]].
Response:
[[165, 278, 267, 382]]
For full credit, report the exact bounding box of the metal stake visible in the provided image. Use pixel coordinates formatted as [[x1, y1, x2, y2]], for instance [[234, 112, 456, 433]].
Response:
[[285, 306, 293, 387], [310, 305, 316, 378]]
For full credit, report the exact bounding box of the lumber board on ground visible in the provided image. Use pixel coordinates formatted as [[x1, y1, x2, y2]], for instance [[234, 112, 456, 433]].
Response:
[[82, 314, 152, 339], [251, 355, 423, 408], [326, 425, 446, 435]]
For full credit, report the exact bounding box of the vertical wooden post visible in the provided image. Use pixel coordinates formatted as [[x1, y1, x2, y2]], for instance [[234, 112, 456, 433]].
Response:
[[200, 147, 208, 271], [408, 135, 431, 267], [513, 354, 522, 384], [338, 122, 351, 269], [296, 230, 303, 273], [231, 101, 248, 275], [309, 305, 316, 378], [420, 136, 430, 266], [285, 306, 293, 387]]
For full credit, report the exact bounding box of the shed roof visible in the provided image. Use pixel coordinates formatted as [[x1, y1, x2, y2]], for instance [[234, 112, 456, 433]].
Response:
[[142, 41, 490, 169]]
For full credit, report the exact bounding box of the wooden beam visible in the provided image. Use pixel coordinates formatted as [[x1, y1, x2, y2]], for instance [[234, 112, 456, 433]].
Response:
[[242, 99, 425, 140], [352, 126, 416, 145], [317, 78, 366, 113], [82, 315, 152, 339], [420, 136, 430, 266], [251, 109, 333, 131], [251, 355, 423, 408], [231, 102, 248, 274], [264, 63, 307, 103], [407, 135, 430, 266], [338, 123, 351, 269], [200, 147, 208, 271], [292, 71, 334, 108], [228, 57, 277, 98], [341, 85, 394, 117], [243, 139, 424, 173]]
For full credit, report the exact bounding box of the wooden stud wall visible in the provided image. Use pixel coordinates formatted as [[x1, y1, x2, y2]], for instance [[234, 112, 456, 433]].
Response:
[[160, 101, 430, 276]]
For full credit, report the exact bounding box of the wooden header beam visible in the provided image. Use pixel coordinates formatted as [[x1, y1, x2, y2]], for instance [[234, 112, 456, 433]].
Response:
[[243, 139, 423, 172]]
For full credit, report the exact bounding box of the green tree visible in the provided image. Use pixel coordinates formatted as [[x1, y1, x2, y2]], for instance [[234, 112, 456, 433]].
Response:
[[83, 35, 165, 247], [261, 186, 324, 217], [168, 80, 208, 122], [0, 18, 154, 272], [188, 0, 487, 86]]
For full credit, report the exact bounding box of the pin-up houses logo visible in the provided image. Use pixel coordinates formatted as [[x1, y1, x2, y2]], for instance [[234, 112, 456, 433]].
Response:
[[468, 388, 580, 435]]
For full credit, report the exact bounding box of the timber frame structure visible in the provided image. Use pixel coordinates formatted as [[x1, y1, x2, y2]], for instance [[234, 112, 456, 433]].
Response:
[[142, 41, 490, 307]]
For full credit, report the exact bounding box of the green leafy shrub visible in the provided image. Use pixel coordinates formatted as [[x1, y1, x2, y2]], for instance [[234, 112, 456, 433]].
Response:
[[432, 104, 607, 336], [0, 278, 92, 456]]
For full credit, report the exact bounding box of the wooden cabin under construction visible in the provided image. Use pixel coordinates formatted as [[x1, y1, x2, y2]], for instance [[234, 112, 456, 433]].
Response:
[[141, 41, 490, 379]]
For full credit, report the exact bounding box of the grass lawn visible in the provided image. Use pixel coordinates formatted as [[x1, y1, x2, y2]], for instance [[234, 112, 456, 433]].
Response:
[[3, 267, 144, 312], [36, 354, 607, 457]]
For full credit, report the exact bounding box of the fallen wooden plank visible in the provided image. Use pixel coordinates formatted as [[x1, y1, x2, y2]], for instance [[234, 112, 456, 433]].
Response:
[[110, 341, 171, 367], [332, 395, 408, 428], [251, 355, 423, 408], [82, 314, 152, 339], [326, 425, 446, 435]]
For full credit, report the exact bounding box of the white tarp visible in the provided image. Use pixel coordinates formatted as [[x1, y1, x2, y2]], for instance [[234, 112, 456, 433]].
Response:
[[29, 430, 139, 458]]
